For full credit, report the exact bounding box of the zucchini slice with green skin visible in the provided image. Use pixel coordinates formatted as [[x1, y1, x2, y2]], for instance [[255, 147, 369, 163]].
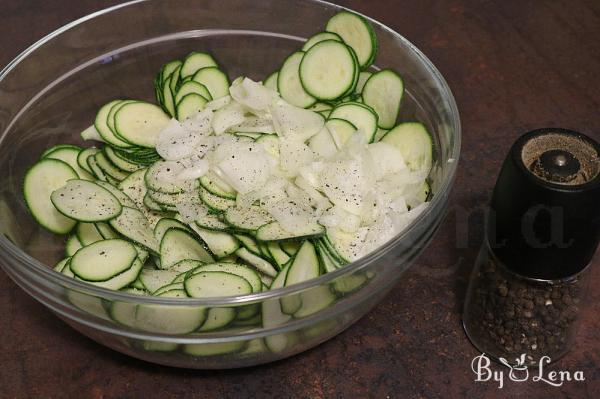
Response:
[[53, 257, 71, 273], [281, 240, 319, 314], [299, 40, 357, 101], [76, 222, 104, 246], [139, 268, 180, 294], [199, 170, 237, 200], [264, 71, 279, 91], [94, 100, 133, 148], [51, 179, 122, 222], [235, 247, 278, 277], [355, 71, 372, 93], [184, 341, 245, 357], [362, 69, 404, 129], [262, 264, 293, 352], [109, 206, 159, 253], [94, 180, 137, 209], [175, 81, 212, 103], [44, 146, 94, 181], [197, 308, 235, 331], [41, 144, 81, 158], [325, 118, 357, 148], [234, 234, 261, 256], [278, 52, 316, 108], [180, 51, 218, 79], [160, 228, 214, 269], [161, 74, 176, 117], [114, 102, 170, 148], [107, 100, 137, 143], [328, 101, 378, 143], [256, 221, 325, 242], [154, 217, 190, 243], [199, 187, 235, 212], [176, 93, 208, 121], [94, 152, 128, 181], [104, 146, 141, 173], [88, 256, 145, 290], [188, 263, 262, 293], [134, 301, 205, 334], [302, 31, 343, 51], [189, 224, 240, 259], [192, 67, 230, 100], [380, 122, 433, 171], [224, 206, 274, 232], [23, 158, 78, 234], [70, 239, 137, 282], [65, 235, 83, 257], [325, 11, 377, 68], [77, 147, 100, 174], [160, 60, 183, 86], [184, 271, 252, 298]]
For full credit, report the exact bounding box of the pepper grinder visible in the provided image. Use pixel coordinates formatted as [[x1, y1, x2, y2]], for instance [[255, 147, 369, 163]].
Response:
[[463, 128, 600, 365]]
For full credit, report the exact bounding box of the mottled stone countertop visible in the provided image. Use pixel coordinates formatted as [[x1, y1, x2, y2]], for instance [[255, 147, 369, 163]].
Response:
[[0, 0, 598, 397]]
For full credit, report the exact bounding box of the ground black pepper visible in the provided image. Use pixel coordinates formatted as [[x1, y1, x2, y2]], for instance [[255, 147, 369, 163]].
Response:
[[463, 244, 588, 365]]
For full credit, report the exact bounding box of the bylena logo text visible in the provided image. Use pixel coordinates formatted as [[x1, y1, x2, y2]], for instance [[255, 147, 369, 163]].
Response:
[[471, 353, 585, 389]]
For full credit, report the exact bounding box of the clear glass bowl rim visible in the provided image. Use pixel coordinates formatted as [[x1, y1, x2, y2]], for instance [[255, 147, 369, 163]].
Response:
[[0, 0, 461, 306]]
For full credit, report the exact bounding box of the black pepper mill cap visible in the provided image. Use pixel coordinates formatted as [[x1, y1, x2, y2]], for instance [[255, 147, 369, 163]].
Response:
[[489, 128, 600, 280]]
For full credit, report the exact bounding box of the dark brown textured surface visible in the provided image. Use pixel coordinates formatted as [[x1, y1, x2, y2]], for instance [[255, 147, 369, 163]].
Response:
[[1, 0, 599, 398]]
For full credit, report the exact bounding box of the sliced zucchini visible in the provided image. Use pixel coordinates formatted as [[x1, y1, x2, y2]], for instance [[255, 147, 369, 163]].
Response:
[[76, 222, 104, 246], [329, 102, 378, 143], [235, 247, 278, 277], [109, 206, 159, 253], [104, 146, 141, 173], [44, 146, 94, 181], [362, 70, 404, 129], [278, 52, 316, 108], [299, 40, 357, 101], [189, 224, 240, 258], [94, 180, 137, 209], [65, 235, 83, 257], [355, 71, 372, 93], [264, 71, 279, 91], [180, 52, 218, 79], [70, 239, 137, 282], [94, 100, 133, 148], [199, 187, 235, 212], [154, 218, 190, 243], [302, 31, 343, 51], [175, 81, 212, 104], [326, 11, 377, 68], [114, 102, 170, 148], [281, 240, 319, 314], [256, 221, 325, 242], [23, 158, 78, 234], [160, 228, 214, 269], [192, 67, 230, 100], [189, 263, 261, 293], [184, 271, 252, 298], [380, 122, 433, 171], [176, 93, 208, 121], [77, 147, 100, 174], [51, 179, 122, 222], [224, 206, 273, 232]]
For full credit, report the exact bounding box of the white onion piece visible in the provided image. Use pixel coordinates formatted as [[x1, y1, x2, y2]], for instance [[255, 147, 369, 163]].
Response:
[[270, 100, 324, 141], [214, 141, 273, 194], [229, 78, 278, 117], [278, 137, 315, 176], [367, 141, 407, 179], [205, 95, 231, 112], [212, 102, 246, 134], [175, 158, 209, 180], [156, 114, 211, 160]]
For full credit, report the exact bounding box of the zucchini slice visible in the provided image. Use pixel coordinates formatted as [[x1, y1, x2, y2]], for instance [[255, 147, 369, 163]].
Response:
[[51, 179, 122, 222], [114, 102, 170, 148], [299, 40, 357, 101], [70, 239, 137, 282], [328, 101, 378, 143], [159, 228, 214, 269], [277, 52, 316, 108], [362, 69, 404, 129], [184, 271, 252, 298], [325, 11, 377, 68], [380, 122, 433, 171], [23, 158, 78, 234]]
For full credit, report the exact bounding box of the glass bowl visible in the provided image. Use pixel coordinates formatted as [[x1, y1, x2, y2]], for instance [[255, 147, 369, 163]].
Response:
[[0, 0, 460, 368]]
